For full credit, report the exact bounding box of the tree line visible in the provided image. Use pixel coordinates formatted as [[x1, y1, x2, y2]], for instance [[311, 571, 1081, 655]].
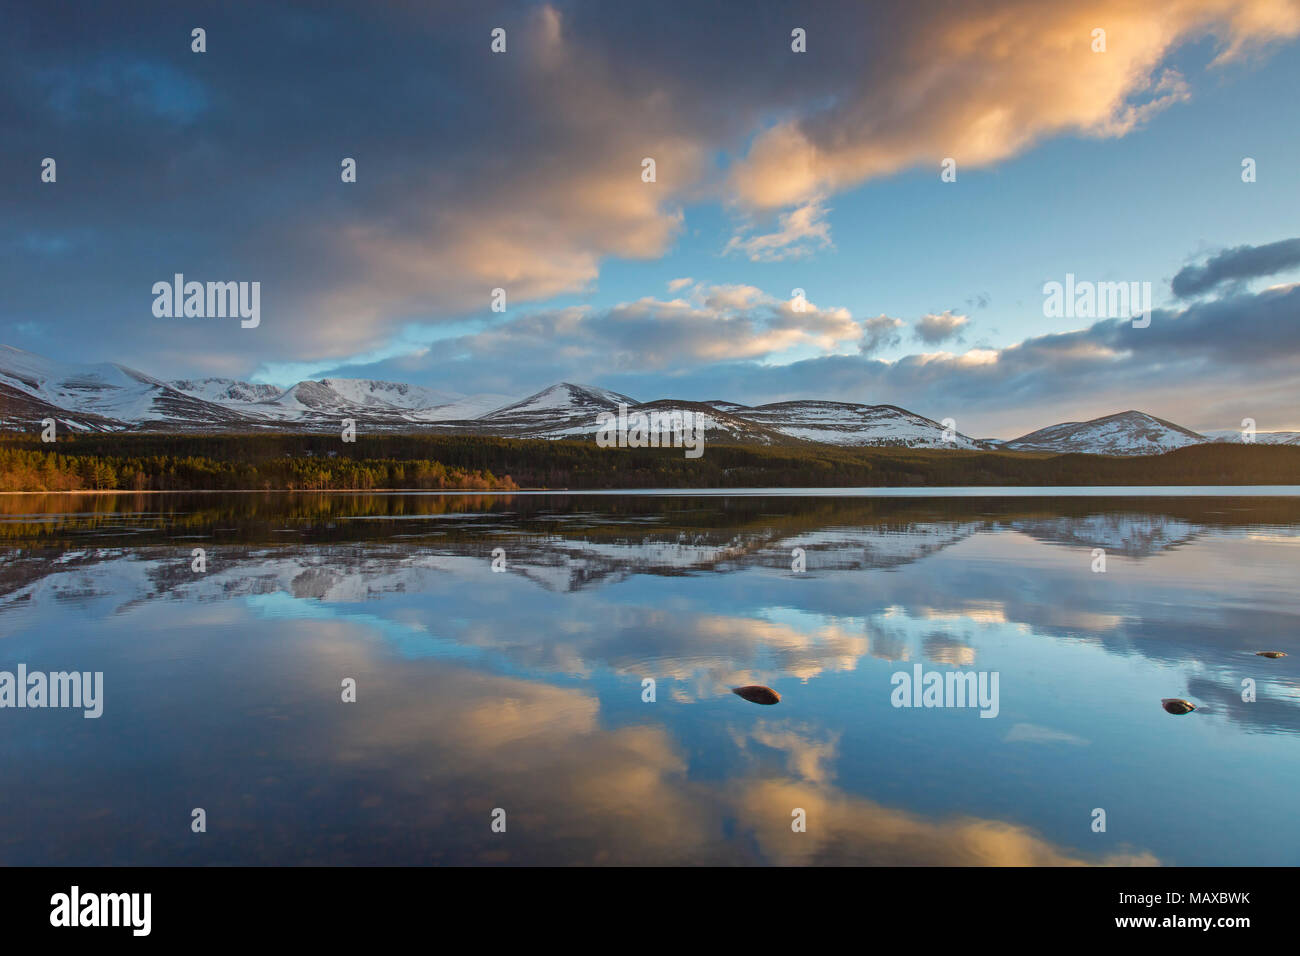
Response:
[[0, 440, 518, 492], [0, 431, 1296, 492]]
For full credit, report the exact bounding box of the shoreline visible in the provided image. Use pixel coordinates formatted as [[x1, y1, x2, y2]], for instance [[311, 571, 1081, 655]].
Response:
[[3, 485, 1300, 497]]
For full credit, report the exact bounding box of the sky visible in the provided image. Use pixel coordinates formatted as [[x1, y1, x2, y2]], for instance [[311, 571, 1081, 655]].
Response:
[[3, 0, 1300, 438]]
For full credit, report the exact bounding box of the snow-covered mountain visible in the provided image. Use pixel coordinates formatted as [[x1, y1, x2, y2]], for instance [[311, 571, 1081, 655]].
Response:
[[317, 378, 461, 410], [1202, 429, 1300, 446], [172, 373, 509, 425], [0, 345, 259, 430], [630, 399, 794, 445], [469, 383, 641, 438], [468, 386, 799, 444], [169, 378, 284, 405], [463, 387, 986, 447], [4, 345, 1291, 456], [0, 346, 511, 432], [732, 400, 987, 449], [260, 380, 364, 418], [1003, 411, 1206, 456]]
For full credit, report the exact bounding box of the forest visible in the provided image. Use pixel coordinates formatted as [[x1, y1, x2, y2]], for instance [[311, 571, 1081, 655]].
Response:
[[0, 431, 1297, 492]]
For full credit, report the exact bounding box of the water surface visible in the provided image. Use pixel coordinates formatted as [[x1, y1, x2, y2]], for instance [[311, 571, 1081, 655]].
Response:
[[2, 491, 1298, 865]]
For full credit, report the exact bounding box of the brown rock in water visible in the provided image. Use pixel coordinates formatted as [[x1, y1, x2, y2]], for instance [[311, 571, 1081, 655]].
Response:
[[733, 685, 781, 705], [1161, 698, 1196, 715], [1256, 651, 1287, 659]]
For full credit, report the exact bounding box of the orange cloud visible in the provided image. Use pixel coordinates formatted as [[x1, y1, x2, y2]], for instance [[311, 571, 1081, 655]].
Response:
[[729, 0, 1300, 250]]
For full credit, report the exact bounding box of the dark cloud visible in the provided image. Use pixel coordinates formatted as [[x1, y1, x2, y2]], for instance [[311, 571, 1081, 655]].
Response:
[[859, 315, 903, 355], [1172, 237, 1300, 298]]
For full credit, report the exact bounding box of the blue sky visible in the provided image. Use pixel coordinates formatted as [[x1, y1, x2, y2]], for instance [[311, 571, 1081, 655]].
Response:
[[3, 0, 1300, 436]]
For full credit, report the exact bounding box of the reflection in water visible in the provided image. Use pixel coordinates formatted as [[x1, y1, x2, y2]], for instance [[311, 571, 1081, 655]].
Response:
[[1, 492, 1298, 865]]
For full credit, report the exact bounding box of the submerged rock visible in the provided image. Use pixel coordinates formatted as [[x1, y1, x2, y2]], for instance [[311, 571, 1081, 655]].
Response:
[[733, 685, 781, 705], [1161, 698, 1196, 715], [1256, 651, 1287, 659]]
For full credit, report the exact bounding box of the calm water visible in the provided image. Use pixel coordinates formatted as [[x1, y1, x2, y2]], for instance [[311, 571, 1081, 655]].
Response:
[[2, 491, 1298, 866]]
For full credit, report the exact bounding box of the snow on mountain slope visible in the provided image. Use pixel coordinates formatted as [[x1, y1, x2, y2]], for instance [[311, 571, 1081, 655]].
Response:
[[1202, 428, 1300, 446], [460, 385, 794, 443], [249, 379, 512, 425], [408, 394, 514, 421], [169, 373, 509, 424], [0, 345, 79, 391], [633, 399, 795, 445], [738, 400, 987, 449], [0, 345, 252, 428], [470, 383, 639, 437], [1005, 411, 1205, 455], [0, 380, 125, 431], [486, 382, 636, 417], [317, 378, 461, 410], [261, 380, 359, 416], [474, 387, 987, 447], [1, 345, 159, 405], [4, 346, 1267, 454], [169, 378, 284, 404]]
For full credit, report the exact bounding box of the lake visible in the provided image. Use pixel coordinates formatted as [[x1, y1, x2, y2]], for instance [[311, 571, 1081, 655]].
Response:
[[1, 490, 1298, 865]]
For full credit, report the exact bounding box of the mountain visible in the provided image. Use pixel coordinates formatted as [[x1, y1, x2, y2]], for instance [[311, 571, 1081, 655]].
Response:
[[0, 346, 512, 432], [169, 378, 284, 405], [730, 400, 987, 449], [241, 379, 513, 427], [261, 380, 366, 418], [0, 378, 124, 432], [1202, 429, 1300, 446], [317, 378, 460, 410], [469, 383, 640, 438], [1004, 411, 1206, 456], [627, 399, 795, 445], [174, 373, 509, 425], [3, 345, 1279, 457], [467, 386, 892, 445], [0, 345, 260, 430], [463, 386, 987, 448]]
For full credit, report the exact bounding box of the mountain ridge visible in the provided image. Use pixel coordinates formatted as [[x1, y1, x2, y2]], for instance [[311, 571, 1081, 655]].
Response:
[[0, 345, 1274, 455]]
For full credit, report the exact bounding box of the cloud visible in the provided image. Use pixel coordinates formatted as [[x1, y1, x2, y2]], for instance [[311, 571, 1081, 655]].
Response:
[[860, 315, 905, 355], [1171, 237, 1300, 297], [914, 311, 971, 344], [731, 779, 1156, 866], [729, 0, 1294, 215], [579, 279, 1300, 436], [5, 0, 1300, 386], [1005, 723, 1090, 745], [398, 284, 864, 385], [724, 198, 833, 261], [723, 0, 1297, 255], [1, 2, 711, 371], [263, 274, 1300, 435], [732, 722, 844, 787]]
